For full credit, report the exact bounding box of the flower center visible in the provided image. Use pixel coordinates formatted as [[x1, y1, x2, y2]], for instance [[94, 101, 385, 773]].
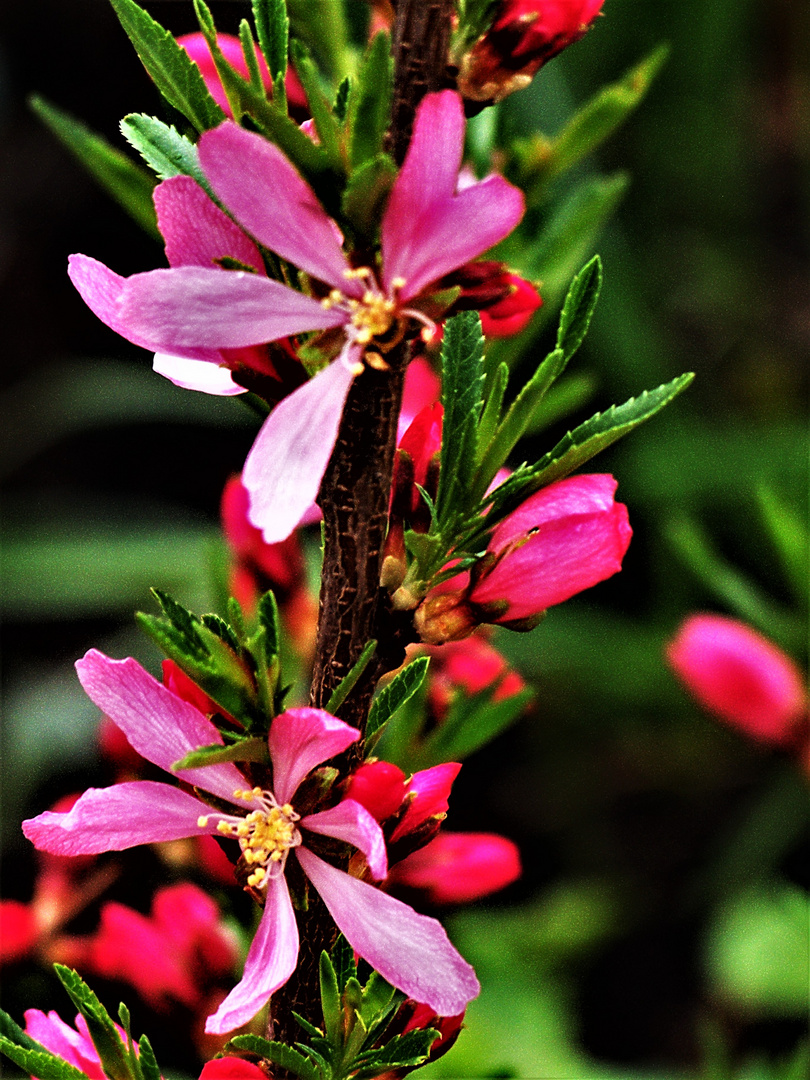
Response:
[[321, 267, 407, 346], [197, 787, 301, 890]]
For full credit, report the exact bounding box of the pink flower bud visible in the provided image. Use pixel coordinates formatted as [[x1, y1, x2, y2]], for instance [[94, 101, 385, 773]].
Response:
[[389, 831, 522, 904], [0, 901, 38, 964], [200, 1059, 267, 1080], [470, 474, 632, 623], [391, 763, 462, 842], [459, 0, 604, 103], [667, 614, 807, 744], [345, 761, 409, 822]]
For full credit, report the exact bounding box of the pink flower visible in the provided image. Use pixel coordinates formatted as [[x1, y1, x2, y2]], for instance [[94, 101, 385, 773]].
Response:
[[415, 474, 632, 642], [22, 651, 479, 1032], [667, 614, 807, 744], [177, 32, 307, 119], [346, 760, 461, 844], [460, 0, 604, 102], [68, 91, 523, 543], [199, 1059, 267, 1080], [430, 262, 542, 341], [425, 636, 526, 718], [23, 1010, 123, 1079], [388, 832, 522, 905]]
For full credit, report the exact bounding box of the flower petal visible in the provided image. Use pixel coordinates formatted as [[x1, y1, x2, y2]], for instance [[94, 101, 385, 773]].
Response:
[[490, 474, 620, 549], [68, 254, 221, 363], [391, 762, 461, 842], [119, 266, 347, 350], [302, 799, 387, 880], [153, 353, 248, 395], [268, 708, 361, 806], [198, 122, 360, 294], [205, 874, 298, 1033], [242, 353, 356, 544], [22, 782, 218, 855], [381, 92, 524, 300], [154, 175, 266, 273], [297, 848, 479, 1017], [75, 650, 250, 803]]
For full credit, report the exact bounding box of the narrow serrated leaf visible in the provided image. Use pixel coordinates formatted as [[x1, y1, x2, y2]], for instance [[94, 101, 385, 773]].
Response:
[[54, 967, 133, 1080], [0, 1036, 88, 1080], [0, 1008, 42, 1053], [239, 19, 265, 93], [481, 372, 695, 529], [417, 686, 534, 766], [253, 0, 288, 85], [341, 153, 397, 243], [331, 934, 357, 991], [290, 40, 343, 170], [120, 113, 208, 190], [136, 1036, 161, 1080], [556, 255, 603, 362], [109, 0, 225, 131], [334, 75, 351, 122], [325, 639, 377, 716], [226, 1035, 320, 1080], [30, 96, 159, 240], [319, 951, 342, 1047], [172, 737, 269, 771], [477, 361, 509, 454], [366, 656, 430, 746], [353, 1028, 439, 1074], [347, 31, 393, 168]]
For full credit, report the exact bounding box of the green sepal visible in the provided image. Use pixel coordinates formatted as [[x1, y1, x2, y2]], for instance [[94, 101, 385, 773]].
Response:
[[346, 31, 393, 169], [477, 372, 695, 535], [0, 1036, 87, 1080], [172, 736, 270, 771], [120, 114, 210, 192], [325, 639, 378, 716], [226, 1035, 321, 1080], [252, 0, 289, 91], [351, 1028, 440, 1077], [319, 950, 342, 1047], [365, 655, 430, 749], [54, 966, 134, 1080], [416, 683, 534, 767], [434, 312, 486, 534], [29, 96, 159, 240], [290, 40, 344, 171], [341, 153, 397, 244], [108, 0, 225, 132]]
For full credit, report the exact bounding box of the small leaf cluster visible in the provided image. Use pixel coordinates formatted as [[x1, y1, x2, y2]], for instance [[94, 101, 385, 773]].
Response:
[[396, 257, 694, 605], [225, 939, 439, 1080], [0, 967, 162, 1080]]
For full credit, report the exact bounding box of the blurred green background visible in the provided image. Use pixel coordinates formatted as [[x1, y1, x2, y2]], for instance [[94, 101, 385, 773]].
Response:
[[1, 1, 808, 1077]]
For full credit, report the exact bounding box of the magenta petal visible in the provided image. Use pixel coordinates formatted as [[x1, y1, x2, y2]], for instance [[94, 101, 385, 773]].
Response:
[[154, 176, 266, 272], [22, 782, 217, 855], [490, 474, 620, 549], [297, 848, 479, 1016], [302, 799, 387, 880], [205, 874, 298, 1033], [198, 122, 359, 294], [242, 355, 356, 544], [269, 709, 360, 806], [153, 353, 247, 396], [119, 266, 347, 350], [68, 254, 221, 363], [75, 650, 249, 803]]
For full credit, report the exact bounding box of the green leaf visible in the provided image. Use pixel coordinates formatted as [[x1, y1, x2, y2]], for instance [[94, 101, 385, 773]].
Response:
[[481, 372, 695, 530], [319, 951, 342, 1047], [347, 32, 393, 169], [417, 685, 534, 766], [334, 76, 351, 122], [365, 656, 430, 747], [286, 0, 349, 80], [290, 40, 344, 170], [353, 1029, 439, 1076], [120, 114, 209, 190], [54, 966, 134, 1080], [0, 1036, 87, 1080], [252, 0, 289, 86], [0, 1009, 41, 1053], [540, 45, 669, 183], [331, 934, 357, 991], [757, 485, 809, 606], [258, 589, 281, 659], [136, 1036, 161, 1080], [172, 736, 269, 771], [555, 254, 603, 363], [452, 0, 499, 57], [341, 153, 397, 243], [227, 1035, 321, 1080], [325, 639, 378, 716], [435, 312, 486, 532], [239, 20, 266, 94], [30, 96, 159, 240], [108, 0, 225, 132]]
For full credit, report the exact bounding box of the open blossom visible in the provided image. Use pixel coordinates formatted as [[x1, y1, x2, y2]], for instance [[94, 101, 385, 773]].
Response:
[[68, 90, 523, 543], [460, 0, 604, 103], [667, 614, 807, 744], [22, 651, 479, 1032]]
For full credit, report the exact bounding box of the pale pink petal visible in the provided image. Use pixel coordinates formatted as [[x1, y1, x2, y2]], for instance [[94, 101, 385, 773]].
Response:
[[242, 353, 356, 544], [198, 123, 360, 294], [154, 176, 266, 272], [153, 353, 248, 395], [24, 1011, 104, 1078], [205, 874, 298, 1033], [268, 708, 360, 806], [302, 799, 387, 880], [381, 91, 524, 301], [68, 253, 221, 363], [22, 782, 218, 856], [75, 650, 250, 803], [296, 848, 479, 1016], [119, 266, 347, 350]]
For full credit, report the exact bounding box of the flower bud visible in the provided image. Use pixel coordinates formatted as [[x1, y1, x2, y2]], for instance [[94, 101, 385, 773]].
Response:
[[459, 1, 604, 103], [440, 261, 542, 338], [469, 474, 632, 623], [667, 614, 807, 744], [388, 831, 522, 904]]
